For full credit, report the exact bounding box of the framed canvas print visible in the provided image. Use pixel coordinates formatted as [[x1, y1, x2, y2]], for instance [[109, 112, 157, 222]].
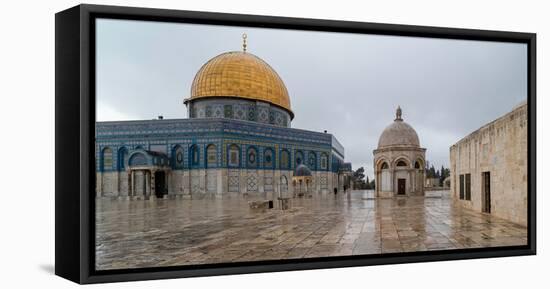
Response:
[[55, 4, 536, 284]]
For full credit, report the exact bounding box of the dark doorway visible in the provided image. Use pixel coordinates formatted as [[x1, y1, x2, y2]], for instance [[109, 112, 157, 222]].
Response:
[[154, 171, 167, 198], [397, 179, 406, 195], [482, 172, 491, 213]]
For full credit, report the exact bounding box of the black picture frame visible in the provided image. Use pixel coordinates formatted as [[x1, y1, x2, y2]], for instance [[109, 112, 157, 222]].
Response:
[[55, 4, 536, 284]]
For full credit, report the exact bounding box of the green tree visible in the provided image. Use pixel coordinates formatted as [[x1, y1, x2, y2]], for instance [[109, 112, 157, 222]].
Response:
[[428, 165, 436, 178], [440, 165, 450, 184], [351, 167, 366, 189], [353, 167, 365, 181]]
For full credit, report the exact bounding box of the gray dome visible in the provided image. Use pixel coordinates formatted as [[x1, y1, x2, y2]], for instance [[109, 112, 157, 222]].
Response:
[[294, 164, 312, 177], [378, 106, 420, 148]]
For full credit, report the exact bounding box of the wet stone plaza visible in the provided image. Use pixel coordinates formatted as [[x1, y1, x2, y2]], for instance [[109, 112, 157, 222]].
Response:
[[95, 190, 527, 270]]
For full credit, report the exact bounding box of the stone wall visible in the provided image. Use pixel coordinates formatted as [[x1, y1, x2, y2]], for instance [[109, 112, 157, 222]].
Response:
[[450, 102, 527, 225], [425, 177, 441, 188]]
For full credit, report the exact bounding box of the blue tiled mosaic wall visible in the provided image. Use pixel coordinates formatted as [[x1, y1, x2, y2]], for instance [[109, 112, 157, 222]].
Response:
[[96, 118, 345, 173]]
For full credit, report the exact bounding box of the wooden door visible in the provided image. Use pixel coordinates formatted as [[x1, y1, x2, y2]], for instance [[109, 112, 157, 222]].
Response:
[[397, 179, 406, 195], [154, 171, 166, 198], [483, 172, 491, 213]]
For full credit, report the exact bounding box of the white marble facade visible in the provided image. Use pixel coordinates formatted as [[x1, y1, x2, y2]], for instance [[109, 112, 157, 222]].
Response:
[[97, 169, 338, 199]]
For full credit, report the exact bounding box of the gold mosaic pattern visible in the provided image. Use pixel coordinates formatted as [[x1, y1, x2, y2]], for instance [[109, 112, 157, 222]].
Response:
[[190, 51, 292, 113]]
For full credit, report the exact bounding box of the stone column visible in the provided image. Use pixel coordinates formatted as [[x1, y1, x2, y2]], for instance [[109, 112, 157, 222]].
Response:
[[167, 171, 172, 195], [390, 169, 395, 194], [410, 169, 413, 195], [130, 170, 135, 197], [375, 171, 380, 197], [149, 170, 155, 197], [292, 171, 294, 196]]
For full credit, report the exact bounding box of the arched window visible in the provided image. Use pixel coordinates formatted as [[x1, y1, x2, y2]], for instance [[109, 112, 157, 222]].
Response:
[[380, 162, 389, 170], [118, 147, 128, 170], [396, 160, 408, 167], [264, 148, 274, 168], [228, 144, 240, 167], [206, 144, 217, 168], [308, 152, 317, 170], [280, 149, 290, 169], [173, 145, 184, 169], [135, 145, 144, 150], [320, 153, 328, 170], [129, 152, 147, 166], [247, 146, 258, 168], [189, 145, 199, 167], [295, 151, 304, 167], [102, 147, 113, 171], [414, 161, 421, 169]]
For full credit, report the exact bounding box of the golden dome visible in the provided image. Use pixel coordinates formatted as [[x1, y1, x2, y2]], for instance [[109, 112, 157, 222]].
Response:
[[189, 51, 292, 116]]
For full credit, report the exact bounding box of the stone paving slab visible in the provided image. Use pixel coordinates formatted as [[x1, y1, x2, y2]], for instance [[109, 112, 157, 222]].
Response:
[[95, 190, 527, 270]]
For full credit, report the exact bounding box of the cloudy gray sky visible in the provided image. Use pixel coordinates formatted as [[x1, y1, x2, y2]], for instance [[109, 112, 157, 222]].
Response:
[[96, 18, 527, 179]]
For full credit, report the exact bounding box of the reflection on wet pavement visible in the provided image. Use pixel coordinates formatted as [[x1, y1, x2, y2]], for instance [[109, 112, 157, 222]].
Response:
[[95, 190, 527, 270]]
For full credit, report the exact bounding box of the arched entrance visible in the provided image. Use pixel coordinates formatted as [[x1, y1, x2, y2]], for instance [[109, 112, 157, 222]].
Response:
[[127, 150, 171, 198], [293, 179, 311, 197], [292, 164, 312, 197], [154, 171, 167, 198], [394, 157, 410, 196]]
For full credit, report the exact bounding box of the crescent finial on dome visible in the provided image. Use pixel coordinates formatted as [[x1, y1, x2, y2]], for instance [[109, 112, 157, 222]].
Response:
[[242, 33, 247, 52]]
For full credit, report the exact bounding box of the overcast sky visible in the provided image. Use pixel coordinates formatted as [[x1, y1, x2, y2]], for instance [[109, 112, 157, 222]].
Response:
[[96, 19, 527, 179]]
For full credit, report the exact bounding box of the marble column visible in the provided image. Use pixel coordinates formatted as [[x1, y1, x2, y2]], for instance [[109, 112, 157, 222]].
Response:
[[130, 170, 135, 196], [149, 170, 155, 197]]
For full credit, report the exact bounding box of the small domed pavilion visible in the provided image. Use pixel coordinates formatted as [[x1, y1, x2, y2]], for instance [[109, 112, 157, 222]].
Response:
[[373, 106, 426, 197]]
